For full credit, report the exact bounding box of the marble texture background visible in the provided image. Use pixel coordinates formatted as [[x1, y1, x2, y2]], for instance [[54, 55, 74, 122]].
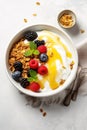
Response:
[[0, 0, 87, 130]]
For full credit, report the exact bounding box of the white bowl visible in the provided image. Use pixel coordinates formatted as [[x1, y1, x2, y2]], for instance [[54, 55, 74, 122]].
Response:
[[5, 24, 78, 97]]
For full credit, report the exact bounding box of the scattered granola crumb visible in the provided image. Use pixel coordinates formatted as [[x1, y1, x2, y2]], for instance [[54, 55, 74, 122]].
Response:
[[43, 112, 47, 117], [40, 108, 43, 113], [62, 66, 66, 69], [36, 1, 40, 5], [59, 79, 65, 85], [49, 52, 53, 57], [80, 29, 85, 34], [39, 108, 47, 117], [32, 13, 37, 16], [70, 61, 74, 69], [24, 18, 28, 23]]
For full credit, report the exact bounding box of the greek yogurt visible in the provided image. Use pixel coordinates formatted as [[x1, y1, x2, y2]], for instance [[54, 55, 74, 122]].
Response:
[[36, 30, 75, 92]]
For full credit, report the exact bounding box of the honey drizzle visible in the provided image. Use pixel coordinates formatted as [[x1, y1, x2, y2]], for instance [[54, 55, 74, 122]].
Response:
[[37, 31, 72, 90]]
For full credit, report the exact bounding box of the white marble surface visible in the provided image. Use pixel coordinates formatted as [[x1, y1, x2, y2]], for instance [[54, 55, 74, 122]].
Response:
[[0, 0, 87, 130]]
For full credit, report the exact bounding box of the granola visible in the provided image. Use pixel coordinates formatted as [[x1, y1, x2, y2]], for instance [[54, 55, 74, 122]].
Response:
[[9, 39, 30, 78]]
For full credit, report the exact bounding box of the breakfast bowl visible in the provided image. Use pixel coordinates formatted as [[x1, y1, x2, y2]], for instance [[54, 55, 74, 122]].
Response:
[[5, 24, 78, 98]]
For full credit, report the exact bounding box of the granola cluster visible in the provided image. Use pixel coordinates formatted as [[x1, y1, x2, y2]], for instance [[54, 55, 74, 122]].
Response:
[[59, 13, 73, 27], [9, 39, 30, 78]]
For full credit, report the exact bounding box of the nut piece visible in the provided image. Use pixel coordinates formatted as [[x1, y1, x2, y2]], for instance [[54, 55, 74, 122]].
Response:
[[36, 2, 40, 5], [32, 13, 37, 16], [70, 61, 74, 69], [59, 79, 65, 85], [24, 18, 28, 23], [59, 13, 73, 27], [80, 29, 85, 34]]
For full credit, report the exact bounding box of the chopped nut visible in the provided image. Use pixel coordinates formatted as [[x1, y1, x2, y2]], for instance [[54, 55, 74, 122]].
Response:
[[40, 108, 43, 113], [62, 66, 66, 69], [24, 18, 28, 23], [32, 13, 37, 16], [59, 79, 65, 85], [36, 2, 40, 5], [9, 57, 15, 64], [43, 112, 47, 117], [80, 29, 85, 34], [50, 52, 53, 57], [70, 61, 74, 69], [59, 13, 73, 27]]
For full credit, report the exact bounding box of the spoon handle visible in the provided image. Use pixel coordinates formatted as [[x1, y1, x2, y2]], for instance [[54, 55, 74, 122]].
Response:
[[63, 66, 82, 106], [63, 91, 72, 106]]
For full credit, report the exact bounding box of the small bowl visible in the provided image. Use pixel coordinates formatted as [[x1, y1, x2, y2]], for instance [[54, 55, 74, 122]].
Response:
[[58, 10, 76, 29], [5, 24, 78, 98]]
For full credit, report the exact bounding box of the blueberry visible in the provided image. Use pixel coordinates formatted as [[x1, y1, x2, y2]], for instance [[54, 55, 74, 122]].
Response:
[[39, 53, 48, 62], [20, 78, 29, 88], [34, 40, 45, 47], [12, 71, 22, 82], [24, 31, 38, 41], [13, 61, 23, 71]]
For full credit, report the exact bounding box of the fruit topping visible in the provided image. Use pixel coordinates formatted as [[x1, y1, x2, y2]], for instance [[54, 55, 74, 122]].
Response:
[[38, 65, 48, 75], [24, 31, 38, 41], [26, 82, 40, 92], [37, 45, 47, 53], [34, 40, 45, 47], [29, 59, 38, 69], [9, 30, 49, 92], [24, 41, 40, 57], [27, 69, 37, 77], [12, 71, 22, 82], [20, 78, 29, 88], [13, 61, 23, 71], [39, 53, 48, 62]]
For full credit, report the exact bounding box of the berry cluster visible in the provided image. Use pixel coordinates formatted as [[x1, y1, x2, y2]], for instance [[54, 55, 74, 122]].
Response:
[[29, 59, 48, 75], [12, 61, 30, 87], [11, 31, 49, 92]]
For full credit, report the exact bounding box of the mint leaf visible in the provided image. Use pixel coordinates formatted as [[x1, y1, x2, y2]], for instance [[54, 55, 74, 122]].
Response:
[[29, 69, 37, 77], [29, 42, 37, 50], [27, 77, 38, 82], [24, 50, 34, 57], [27, 70, 38, 83], [33, 50, 40, 55], [27, 77, 34, 82]]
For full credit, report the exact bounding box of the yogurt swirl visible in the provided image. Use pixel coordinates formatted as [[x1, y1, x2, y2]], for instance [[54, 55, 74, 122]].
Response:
[[36, 30, 74, 91]]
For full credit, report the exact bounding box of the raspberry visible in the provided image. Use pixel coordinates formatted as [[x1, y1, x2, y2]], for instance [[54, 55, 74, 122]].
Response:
[[29, 59, 38, 69], [37, 45, 47, 53], [38, 65, 48, 75], [26, 82, 40, 92]]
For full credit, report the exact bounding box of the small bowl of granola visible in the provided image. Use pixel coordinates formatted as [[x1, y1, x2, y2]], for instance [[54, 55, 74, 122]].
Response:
[[5, 24, 78, 97], [58, 10, 76, 29]]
